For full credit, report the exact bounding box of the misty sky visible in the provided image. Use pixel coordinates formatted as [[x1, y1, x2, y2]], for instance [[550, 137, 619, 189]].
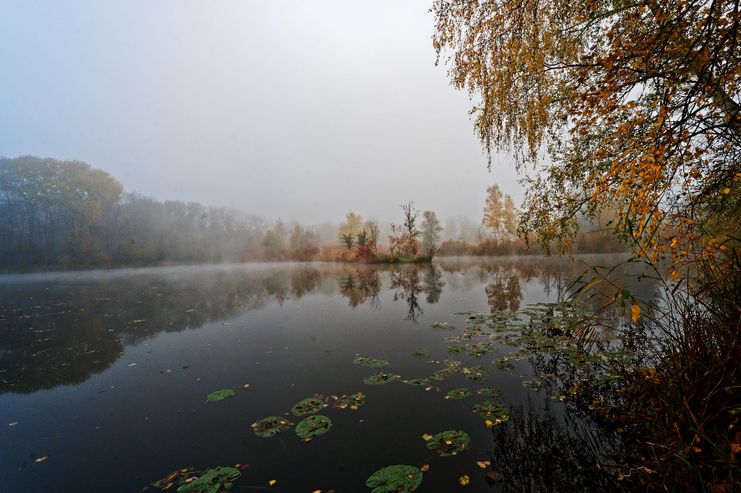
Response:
[[0, 0, 521, 224]]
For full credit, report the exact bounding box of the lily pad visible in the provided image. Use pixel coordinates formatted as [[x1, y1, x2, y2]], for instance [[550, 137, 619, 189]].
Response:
[[445, 388, 472, 400], [425, 430, 471, 456], [251, 416, 293, 438], [522, 379, 542, 390], [431, 360, 461, 380], [405, 378, 430, 386], [463, 365, 487, 381], [206, 389, 235, 402], [431, 321, 455, 329], [177, 466, 241, 493], [336, 392, 366, 410], [477, 387, 503, 398], [291, 397, 325, 416], [496, 359, 515, 370], [413, 348, 432, 357], [295, 414, 332, 439], [364, 372, 397, 385], [472, 401, 510, 423], [365, 465, 423, 493], [354, 356, 389, 368]]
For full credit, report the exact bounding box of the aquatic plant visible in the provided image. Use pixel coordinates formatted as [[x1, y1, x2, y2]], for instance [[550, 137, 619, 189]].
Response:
[[205, 389, 235, 402], [295, 415, 332, 439], [424, 430, 471, 456], [365, 465, 423, 493], [445, 388, 471, 400], [176, 467, 241, 493], [363, 373, 398, 385], [251, 416, 293, 438], [354, 356, 389, 368], [291, 397, 325, 416]]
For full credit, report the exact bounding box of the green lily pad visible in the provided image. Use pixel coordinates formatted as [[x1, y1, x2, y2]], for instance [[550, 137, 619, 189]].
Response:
[[425, 430, 471, 456], [466, 342, 494, 357], [496, 359, 515, 370], [431, 359, 461, 380], [463, 365, 487, 381], [472, 401, 510, 423], [354, 356, 389, 368], [405, 378, 430, 386], [413, 348, 432, 357], [336, 392, 366, 409], [206, 389, 235, 402], [447, 345, 465, 353], [291, 397, 325, 416], [363, 372, 397, 385], [295, 414, 332, 439], [477, 387, 503, 398], [522, 379, 542, 390], [445, 388, 472, 400], [177, 466, 241, 493], [431, 321, 455, 329], [251, 416, 293, 438], [365, 464, 423, 493]]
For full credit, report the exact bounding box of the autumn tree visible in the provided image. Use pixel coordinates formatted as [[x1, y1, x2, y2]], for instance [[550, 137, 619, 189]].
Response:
[[433, 0, 740, 267], [483, 184, 518, 238], [482, 185, 504, 232], [389, 202, 421, 257], [420, 210, 443, 256], [338, 212, 364, 239]]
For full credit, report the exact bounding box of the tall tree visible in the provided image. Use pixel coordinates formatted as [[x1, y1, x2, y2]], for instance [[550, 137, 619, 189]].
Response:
[[433, 0, 740, 265], [420, 210, 443, 256], [482, 185, 505, 233]]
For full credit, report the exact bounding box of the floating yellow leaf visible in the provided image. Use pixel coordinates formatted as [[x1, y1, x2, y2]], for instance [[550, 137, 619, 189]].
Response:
[[722, 187, 731, 194], [420, 464, 430, 472], [476, 460, 491, 469], [422, 433, 433, 441], [459, 474, 470, 485], [268, 480, 277, 486], [484, 419, 494, 427], [35, 456, 48, 463], [630, 302, 641, 322]]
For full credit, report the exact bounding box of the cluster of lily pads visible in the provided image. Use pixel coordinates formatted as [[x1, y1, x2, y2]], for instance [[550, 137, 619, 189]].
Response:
[[252, 392, 367, 441]]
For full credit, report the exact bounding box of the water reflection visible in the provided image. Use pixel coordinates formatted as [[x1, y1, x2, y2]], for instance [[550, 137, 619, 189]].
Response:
[[0, 256, 655, 395], [487, 399, 627, 493]]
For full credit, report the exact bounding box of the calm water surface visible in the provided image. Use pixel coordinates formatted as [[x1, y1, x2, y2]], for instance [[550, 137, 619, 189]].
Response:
[[0, 256, 655, 492]]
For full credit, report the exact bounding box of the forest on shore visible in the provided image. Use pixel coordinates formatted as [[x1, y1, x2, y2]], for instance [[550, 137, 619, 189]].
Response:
[[0, 156, 625, 271]]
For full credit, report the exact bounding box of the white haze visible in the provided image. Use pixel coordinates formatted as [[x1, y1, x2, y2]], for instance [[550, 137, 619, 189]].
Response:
[[0, 0, 521, 224]]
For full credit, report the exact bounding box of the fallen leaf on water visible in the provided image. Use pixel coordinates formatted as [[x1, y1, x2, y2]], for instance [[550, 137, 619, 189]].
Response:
[[422, 433, 433, 441], [631, 302, 641, 322], [312, 490, 321, 493], [459, 475, 470, 485], [35, 456, 48, 463], [420, 464, 430, 472], [8, 421, 18, 427], [268, 479, 277, 486], [128, 363, 137, 367], [242, 384, 250, 389], [476, 460, 491, 469], [484, 419, 494, 427]]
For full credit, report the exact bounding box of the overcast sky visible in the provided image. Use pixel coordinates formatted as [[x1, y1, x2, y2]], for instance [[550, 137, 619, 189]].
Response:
[[0, 0, 521, 224]]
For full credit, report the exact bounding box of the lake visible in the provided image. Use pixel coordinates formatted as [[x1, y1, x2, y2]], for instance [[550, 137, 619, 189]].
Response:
[[0, 255, 656, 492]]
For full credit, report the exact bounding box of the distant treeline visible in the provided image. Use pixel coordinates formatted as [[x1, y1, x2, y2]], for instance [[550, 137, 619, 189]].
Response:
[[0, 156, 626, 271]]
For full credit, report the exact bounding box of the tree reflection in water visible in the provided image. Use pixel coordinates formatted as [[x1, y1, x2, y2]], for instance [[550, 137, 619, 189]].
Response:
[[487, 399, 627, 493], [0, 255, 652, 395]]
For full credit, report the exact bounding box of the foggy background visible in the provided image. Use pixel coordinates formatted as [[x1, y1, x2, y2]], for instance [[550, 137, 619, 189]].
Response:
[[0, 0, 520, 224]]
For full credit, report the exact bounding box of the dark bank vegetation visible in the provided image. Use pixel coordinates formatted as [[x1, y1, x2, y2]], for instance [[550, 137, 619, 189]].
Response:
[[0, 156, 626, 272], [433, 0, 740, 490]]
